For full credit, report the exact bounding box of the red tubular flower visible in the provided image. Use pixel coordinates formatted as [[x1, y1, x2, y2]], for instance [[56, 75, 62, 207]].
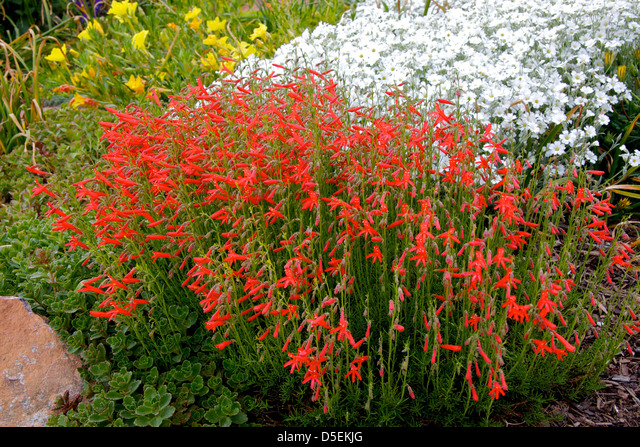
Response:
[[488, 384, 505, 400], [440, 344, 461, 352], [26, 165, 50, 176], [215, 340, 234, 350], [366, 246, 383, 264], [32, 180, 56, 198]]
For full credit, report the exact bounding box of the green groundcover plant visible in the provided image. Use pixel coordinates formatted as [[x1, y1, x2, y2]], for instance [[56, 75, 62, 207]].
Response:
[[30, 66, 640, 425]]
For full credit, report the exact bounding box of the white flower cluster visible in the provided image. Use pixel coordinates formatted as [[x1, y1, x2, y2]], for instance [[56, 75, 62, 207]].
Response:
[[235, 0, 640, 173]]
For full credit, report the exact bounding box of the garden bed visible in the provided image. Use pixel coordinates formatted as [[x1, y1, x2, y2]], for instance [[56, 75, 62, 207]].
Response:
[[1, 0, 640, 428]]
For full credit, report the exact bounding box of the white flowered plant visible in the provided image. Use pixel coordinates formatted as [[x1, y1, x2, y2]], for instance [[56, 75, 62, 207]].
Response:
[[231, 0, 640, 176]]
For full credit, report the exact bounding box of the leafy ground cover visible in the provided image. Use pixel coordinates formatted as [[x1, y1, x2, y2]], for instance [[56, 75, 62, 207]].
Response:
[[1, 0, 640, 427]]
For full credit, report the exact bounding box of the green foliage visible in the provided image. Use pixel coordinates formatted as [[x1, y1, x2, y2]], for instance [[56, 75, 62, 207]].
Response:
[[0, 0, 67, 40]]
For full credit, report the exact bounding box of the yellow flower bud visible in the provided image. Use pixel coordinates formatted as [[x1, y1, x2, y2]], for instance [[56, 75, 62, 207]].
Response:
[[618, 65, 627, 81]]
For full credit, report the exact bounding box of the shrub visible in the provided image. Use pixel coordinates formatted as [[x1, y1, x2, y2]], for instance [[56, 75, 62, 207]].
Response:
[[36, 66, 640, 425]]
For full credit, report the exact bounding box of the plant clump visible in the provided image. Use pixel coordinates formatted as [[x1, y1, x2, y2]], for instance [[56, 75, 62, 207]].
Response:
[[35, 67, 640, 423]]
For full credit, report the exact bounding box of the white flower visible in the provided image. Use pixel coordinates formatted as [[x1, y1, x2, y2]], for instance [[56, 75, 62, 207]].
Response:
[[628, 151, 640, 167], [584, 149, 598, 164], [620, 144, 630, 161], [559, 129, 576, 146], [596, 113, 610, 126], [529, 91, 546, 109], [548, 163, 567, 178], [545, 140, 566, 157], [571, 71, 586, 85], [549, 107, 567, 125], [580, 85, 594, 95], [224, 0, 640, 171]]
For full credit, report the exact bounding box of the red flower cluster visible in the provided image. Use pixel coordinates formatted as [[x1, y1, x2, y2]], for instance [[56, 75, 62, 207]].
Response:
[[34, 67, 639, 407]]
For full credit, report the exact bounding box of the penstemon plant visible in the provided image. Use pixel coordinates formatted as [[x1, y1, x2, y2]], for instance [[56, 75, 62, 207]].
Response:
[[35, 66, 640, 423]]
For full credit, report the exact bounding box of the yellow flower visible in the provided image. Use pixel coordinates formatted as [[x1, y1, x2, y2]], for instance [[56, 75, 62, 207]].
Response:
[[78, 29, 91, 41], [156, 71, 168, 81], [189, 17, 202, 31], [108, 0, 138, 23], [206, 17, 226, 33], [45, 44, 67, 63], [203, 34, 233, 52], [221, 59, 235, 73], [202, 34, 220, 46], [249, 23, 268, 41], [200, 52, 219, 70], [79, 19, 105, 40], [125, 75, 145, 94], [233, 41, 256, 60], [132, 30, 149, 50], [167, 22, 178, 31], [184, 7, 201, 22], [70, 93, 88, 109]]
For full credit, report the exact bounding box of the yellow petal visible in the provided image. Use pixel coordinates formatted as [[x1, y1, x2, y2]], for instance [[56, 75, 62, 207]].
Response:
[[108, 0, 137, 22], [45, 44, 67, 62], [125, 75, 145, 94], [70, 93, 87, 109], [132, 30, 149, 50], [91, 20, 104, 35], [206, 17, 226, 33], [78, 29, 92, 41], [189, 17, 202, 31], [249, 23, 268, 41], [184, 7, 201, 21], [203, 34, 218, 46], [201, 52, 219, 70]]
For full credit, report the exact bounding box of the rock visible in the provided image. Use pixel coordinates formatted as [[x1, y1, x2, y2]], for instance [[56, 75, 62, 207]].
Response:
[[0, 296, 85, 427]]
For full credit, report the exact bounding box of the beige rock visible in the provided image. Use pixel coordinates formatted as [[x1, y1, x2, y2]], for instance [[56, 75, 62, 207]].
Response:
[[0, 296, 85, 427]]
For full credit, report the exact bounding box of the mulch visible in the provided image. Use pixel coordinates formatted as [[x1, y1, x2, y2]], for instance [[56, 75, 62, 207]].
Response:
[[539, 223, 640, 428], [542, 334, 640, 427]]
